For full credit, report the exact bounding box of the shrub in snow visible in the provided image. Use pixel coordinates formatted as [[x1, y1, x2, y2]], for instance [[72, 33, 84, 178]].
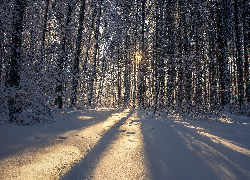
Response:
[[0, 86, 54, 125]]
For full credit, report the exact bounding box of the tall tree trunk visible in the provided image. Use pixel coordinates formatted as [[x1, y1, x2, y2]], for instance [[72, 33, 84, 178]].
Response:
[[8, 0, 25, 121], [96, 20, 107, 106], [97, 53, 106, 106], [153, 2, 160, 113], [242, 0, 249, 103], [194, 2, 202, 105], [216, 1, 229, 106], [159, 1, 166, 109], [84, 0, 97, 76], [88, 0, 103, 107], [40, 0, 49, 63], [234, 0, 244, 106], [0, 18, 3, 85], [138, 0, 146, 108], [133, 54, 137, 107], [117, 48, 121, 107], [181, 0, 191, 112], [112, 63, 115, 107], [132, 1, 138, 108], [124, 35, 130, 107], [208, 2, 217, 107], [71, 0, 86, 107], [177, 0, 183, 109], [153, 0, 165, 113], [166, 0, 175, 109], [56, 0, 73, 109]]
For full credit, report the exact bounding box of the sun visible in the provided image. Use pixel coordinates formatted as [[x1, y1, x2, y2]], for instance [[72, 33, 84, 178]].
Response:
[[135, 52, 142, 64]]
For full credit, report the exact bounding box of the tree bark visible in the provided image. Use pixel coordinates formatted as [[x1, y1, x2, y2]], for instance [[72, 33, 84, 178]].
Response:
[[124, 35, 130, 107], [40, 0, 49, 63], [242, 0, 249, 103], [216, 1, 229, 106], [138, 0, 146, 108], [71, 0, 86, 107], [8, 0, 25, 121], [234, 0, 244, 106], [88, 0, 103, 107], [56, 0, 73, 109]]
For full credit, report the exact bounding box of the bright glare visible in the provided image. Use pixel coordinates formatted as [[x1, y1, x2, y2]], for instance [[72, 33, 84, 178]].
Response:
[[77, 116, 93, 120], [135, 52, 142, 64]]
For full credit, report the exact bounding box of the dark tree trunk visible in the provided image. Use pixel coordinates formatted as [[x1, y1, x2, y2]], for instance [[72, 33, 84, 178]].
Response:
[[153, 0, 166, 113], [208, 2, 217, 107], [138, 0, 146, 108], [216, 1, 229, 106], [71, 0, 86, 107], [242, 0, 249, 103], [88, 0, 103, 107], [166, 0, 175, 108], [132, 0, 139, 108], [234, 0, 244, 106], [117, 48, 121, 107], [0, 19, 3, 85], [40, 0, 49, 62], [84, 0, 97, 75], [56, 1, 73, 109], [8, 0, 25, 121], [124, 35, 130, 107]]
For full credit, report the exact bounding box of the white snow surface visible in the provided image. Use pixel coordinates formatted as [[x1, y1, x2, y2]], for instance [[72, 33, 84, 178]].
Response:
[[0, 108, 250, 180]]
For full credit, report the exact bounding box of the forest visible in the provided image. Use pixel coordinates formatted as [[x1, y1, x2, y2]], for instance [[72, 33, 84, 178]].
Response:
[[1, 1, 250, 179], [0, 0, 249, 124]]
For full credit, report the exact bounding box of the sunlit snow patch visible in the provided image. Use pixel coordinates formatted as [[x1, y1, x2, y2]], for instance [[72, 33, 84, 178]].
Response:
[[0, 109, 131, 180], [198, 132, 250, 157], [77, 116, 93, 120]]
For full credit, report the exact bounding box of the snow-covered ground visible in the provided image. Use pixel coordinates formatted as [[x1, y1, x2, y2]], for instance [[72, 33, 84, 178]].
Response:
[[0, 108, 250, 180]]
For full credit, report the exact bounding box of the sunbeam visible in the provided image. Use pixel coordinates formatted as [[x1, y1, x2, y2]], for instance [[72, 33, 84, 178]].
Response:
[[0, 109, 130, 180]]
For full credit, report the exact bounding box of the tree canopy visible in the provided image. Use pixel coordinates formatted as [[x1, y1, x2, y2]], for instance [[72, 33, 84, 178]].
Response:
[[0, 0, 249, 124]]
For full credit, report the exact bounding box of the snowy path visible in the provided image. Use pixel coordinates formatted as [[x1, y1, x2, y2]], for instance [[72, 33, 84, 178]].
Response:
[[0, 109, 250, 180], [139, 112, 250, 180]]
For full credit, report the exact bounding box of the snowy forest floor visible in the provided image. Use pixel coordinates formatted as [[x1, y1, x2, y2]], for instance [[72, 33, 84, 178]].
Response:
[[0, 108, 250, 180]]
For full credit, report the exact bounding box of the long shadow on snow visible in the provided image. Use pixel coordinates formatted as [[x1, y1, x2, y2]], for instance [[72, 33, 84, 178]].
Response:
[[137, 112, 221, 180], [0, 109, 125, 159], [168, 115, 250, 179], [61, 109, 134, 180]]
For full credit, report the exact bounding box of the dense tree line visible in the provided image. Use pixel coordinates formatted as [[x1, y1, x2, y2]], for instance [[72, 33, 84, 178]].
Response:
[[0, 0, 249, 123]]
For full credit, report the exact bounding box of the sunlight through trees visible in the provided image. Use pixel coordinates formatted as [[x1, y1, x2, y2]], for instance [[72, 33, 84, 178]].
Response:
[[0, 0, 249, 124]]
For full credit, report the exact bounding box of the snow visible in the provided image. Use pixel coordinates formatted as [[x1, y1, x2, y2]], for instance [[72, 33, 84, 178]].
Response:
[[0, 108, 250, 179]]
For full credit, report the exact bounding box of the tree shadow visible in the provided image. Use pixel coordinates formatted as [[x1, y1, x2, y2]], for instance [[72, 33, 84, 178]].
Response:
[[137, 112, 221, 180], [61, 110, 134, 180], [0, 108, 125, 159], [138, 112, 250, 180]]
